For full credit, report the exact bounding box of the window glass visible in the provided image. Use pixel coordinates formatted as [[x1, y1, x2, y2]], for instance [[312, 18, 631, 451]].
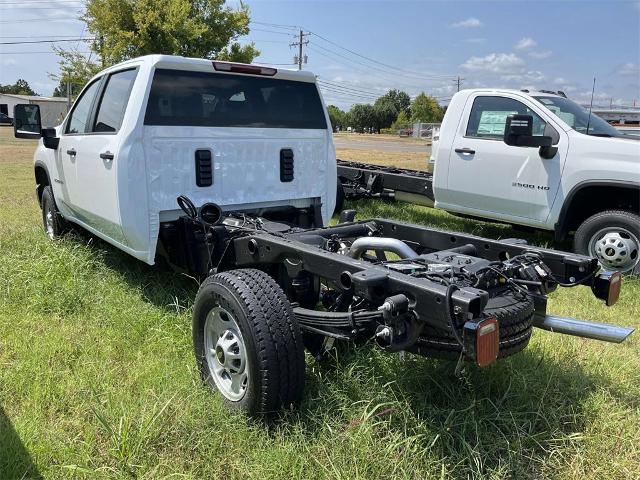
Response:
[[93, 69, 137, 133], [533, 96, 620, 137], [66, 80, 101, 134], [144, 69, 327, 129], [466, 96, 547, 139]]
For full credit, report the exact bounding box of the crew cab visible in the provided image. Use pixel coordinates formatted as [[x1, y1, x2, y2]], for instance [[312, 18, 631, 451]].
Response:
[[339, 89, 640, 273], [13, 59, 633, 417]]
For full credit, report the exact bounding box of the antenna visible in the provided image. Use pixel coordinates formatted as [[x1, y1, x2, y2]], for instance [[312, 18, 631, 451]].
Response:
[[586, 77, 596, 135]]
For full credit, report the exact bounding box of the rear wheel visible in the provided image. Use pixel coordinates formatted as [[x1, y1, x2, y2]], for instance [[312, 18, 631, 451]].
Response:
[[41, 186, 67, 239], [192, 268, 305, 416], [574, 210, 640, 274]]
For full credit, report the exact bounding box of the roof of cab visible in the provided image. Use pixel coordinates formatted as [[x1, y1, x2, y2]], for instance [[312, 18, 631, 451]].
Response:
[[457, 88, 563, 98], [98, 54, 317, 83]]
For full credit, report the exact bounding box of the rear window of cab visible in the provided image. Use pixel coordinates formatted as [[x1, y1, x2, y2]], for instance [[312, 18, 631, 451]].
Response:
[[144, 69, 327, 129]]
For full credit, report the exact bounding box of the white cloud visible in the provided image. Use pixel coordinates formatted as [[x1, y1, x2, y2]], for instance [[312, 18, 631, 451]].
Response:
[[618, 62, 640, 76], [451, 17, 482, 28], [461, 53, 525, 74], [502, 70, 546, 83], [515, 37, 537, 50], [2, 58, 17, 67], [464, 38, 486, 44], [529, 50, 552, 59], [553, 77, 567, 85]]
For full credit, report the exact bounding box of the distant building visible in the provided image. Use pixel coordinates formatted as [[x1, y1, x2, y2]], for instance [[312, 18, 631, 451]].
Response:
[[591, 106, 640, 125], [0, 94, 68, 127]]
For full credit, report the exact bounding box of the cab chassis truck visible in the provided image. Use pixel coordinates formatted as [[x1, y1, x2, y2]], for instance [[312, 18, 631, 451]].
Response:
[[12, 57, 633, 417]]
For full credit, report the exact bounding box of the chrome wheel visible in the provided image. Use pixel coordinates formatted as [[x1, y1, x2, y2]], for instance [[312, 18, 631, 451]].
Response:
[[45, 209, 55, 239], [589, 228, 640, 273], [204, 306, 249, 402]]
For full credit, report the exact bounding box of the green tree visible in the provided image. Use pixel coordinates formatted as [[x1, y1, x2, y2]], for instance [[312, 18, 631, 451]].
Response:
[[52, 0, 259, 91], [0, 79, 39, 96], [84, 0, 258, 65], [391, 110, 410, 130], [327, 105, 346, 132], [373, 96, 398, 131], [378, 89, 411, 117], [410, 93, 444, 123], [349, 104, 377, 133]]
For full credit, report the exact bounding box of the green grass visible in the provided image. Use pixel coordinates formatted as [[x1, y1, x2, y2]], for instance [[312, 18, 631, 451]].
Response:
[[1, 127, 639, 479]]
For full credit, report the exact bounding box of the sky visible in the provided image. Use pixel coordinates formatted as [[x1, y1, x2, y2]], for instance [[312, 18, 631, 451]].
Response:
[[0, 0, 638, 110]]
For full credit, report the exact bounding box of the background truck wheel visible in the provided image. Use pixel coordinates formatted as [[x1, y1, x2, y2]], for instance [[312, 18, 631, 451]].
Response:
[[192, 268, 305, 416], [574, 210, 640, 274], [41, 186, 67, 239], [334, 180, 345, 216], [412, 291, 534, 361]]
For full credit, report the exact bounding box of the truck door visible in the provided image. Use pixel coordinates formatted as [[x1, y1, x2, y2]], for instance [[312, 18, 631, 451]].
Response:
[[57, 69, 137, 244], [445, 93, 567, 224]]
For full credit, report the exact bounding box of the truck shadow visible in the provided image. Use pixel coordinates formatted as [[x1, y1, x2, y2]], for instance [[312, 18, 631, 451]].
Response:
[[0, 405, 43, 480]]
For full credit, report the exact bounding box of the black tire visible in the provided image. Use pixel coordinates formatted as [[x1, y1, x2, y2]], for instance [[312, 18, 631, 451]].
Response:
[[41, 185, 67, 239], [573, 210, 640, 274], [412, 291, 534, 361], [192, 268, 305, 416]]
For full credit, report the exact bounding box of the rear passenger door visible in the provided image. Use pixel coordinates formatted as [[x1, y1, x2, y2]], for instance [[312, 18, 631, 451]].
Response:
[[58, 68, 137, 244]]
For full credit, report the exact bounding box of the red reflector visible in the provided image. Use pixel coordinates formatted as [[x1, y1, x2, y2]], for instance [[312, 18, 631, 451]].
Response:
[[212, 61, 277, 76], [476, 317, 499, 367], [607, 271, 622, 306]]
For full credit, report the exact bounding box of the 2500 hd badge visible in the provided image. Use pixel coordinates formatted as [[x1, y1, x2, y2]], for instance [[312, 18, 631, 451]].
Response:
[[512, 181, 550, 191]]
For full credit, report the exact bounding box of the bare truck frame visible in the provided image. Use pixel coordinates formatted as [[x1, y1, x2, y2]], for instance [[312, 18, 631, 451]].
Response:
[[165, 197, 631, 416]]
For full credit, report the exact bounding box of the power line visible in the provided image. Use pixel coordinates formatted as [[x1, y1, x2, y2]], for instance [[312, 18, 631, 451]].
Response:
[[249, 28, 295, 37], [317, 79, 383, 97], [0, 38, 92, 45], [250, 21, 298, 30]]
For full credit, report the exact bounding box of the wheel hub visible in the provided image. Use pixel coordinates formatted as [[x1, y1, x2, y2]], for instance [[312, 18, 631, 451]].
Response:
[[591, 229, 639, 272], [45, 210, 54, 238], [204, 307, 249, 402]]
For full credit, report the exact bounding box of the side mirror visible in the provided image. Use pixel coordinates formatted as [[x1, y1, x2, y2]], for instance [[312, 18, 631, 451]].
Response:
[[13, 104, 42, 139], [504, 114, 553, 148], [42, 127, 60, 150]]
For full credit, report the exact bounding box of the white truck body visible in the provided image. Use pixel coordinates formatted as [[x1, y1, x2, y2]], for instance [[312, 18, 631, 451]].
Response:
[[29, 55, 337, 265], [432, 89, 640, 231]]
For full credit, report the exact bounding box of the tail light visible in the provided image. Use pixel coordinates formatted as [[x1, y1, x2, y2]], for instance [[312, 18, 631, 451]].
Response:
[[212, 61, 277, 76], [464, 317, 499, 367], [591, 271, 622, 306]]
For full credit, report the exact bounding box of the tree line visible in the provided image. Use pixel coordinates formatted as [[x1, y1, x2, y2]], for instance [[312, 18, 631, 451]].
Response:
[[327, 89, 444, 133]]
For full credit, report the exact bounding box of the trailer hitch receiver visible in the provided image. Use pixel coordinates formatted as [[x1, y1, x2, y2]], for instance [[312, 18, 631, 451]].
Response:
[[591, 271, 622, 306], [464, 317, 499, 367]]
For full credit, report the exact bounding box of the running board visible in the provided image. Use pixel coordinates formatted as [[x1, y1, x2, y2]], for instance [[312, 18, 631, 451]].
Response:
[[533, 314, 635, 343]]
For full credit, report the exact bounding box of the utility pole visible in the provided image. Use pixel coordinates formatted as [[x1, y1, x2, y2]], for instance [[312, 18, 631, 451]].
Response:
[[66, 81, 71, 112], [290, 30, 309, 70], [454, 76, 464, 92]]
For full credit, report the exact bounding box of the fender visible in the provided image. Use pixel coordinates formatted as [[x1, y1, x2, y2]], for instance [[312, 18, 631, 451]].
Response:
[[554, 179, 640, 242], [33, 160, 51, 206]]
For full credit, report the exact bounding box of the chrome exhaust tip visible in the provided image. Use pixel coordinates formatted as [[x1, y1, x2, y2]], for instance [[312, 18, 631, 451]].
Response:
[[533, 314, 635, 344]]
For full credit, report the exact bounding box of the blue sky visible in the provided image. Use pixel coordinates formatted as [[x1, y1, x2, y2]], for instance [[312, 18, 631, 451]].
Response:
[[1, 0, 638, 109]]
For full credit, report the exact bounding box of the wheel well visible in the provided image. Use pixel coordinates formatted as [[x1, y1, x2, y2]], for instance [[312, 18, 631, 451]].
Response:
[[559, 184, 639, 238], [34, 165, 50, 206]]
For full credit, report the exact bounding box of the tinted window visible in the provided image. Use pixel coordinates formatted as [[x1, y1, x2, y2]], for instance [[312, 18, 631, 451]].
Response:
[[93, 69, 137, 133], [466, 96, 547, 139], [144, 69, 327, 129], [66, 80, 101, 134]]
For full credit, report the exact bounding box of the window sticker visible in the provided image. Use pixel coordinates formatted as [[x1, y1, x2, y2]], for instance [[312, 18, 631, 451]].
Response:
[[477, 110, 518, 135]]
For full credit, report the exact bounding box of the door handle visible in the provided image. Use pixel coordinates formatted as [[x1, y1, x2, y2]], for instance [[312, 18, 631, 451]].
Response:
[[455, 148, 475, 155], [100, 151, 114, 161], [66, 149, 76, 156]]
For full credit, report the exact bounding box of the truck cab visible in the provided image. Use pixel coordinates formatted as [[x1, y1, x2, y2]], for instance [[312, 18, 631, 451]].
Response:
[[14, 55, 337, 267], [432, 89, 640, 273]]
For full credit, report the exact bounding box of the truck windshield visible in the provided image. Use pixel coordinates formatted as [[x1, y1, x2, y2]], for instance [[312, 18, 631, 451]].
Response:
[[533, 96, 620, 137], [144, 69, 327, 129]]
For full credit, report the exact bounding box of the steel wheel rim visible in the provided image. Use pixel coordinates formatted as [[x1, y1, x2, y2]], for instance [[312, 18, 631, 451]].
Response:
[[45, 209, 54, 239], [588, 227, 640, 273], [204, 306, 249, 402]]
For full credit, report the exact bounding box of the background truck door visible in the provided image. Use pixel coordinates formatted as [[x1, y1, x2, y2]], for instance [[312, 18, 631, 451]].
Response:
[[446, 94, 567, 223]]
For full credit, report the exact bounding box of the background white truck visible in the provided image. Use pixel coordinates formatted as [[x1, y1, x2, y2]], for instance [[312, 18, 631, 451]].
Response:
[[338, 89, 640, 273]]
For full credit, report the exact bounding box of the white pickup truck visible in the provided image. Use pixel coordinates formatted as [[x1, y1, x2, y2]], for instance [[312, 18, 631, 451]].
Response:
[[338, 89, 640, 274], [13, 58, 633, 416]]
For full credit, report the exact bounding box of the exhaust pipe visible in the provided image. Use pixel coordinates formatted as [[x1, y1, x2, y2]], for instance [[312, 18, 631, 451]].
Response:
[[348, 237, 418, 260], [533, 314, 634, 343]]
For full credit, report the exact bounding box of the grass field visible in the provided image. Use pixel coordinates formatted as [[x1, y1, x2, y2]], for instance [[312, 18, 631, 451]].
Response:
[[1, 126, 638, 479]]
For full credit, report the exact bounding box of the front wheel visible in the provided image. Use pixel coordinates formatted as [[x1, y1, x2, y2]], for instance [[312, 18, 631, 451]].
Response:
[[41, 186, 67, 239], [192, 268, 306, 416], [574, 210, 640, 274]]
